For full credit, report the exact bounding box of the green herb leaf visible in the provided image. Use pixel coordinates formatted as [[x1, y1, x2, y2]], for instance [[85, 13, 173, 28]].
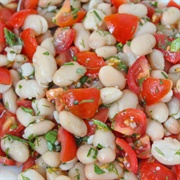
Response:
[[150, 1, 158, 7], [79, 99, 94, 104], [107, 163, 119, 176], [116, 43, 123, 52], [47, 141, 54, 151], [18, 84, 22, 89], [4, 28, 23, 47], [43, 51, 49, 55], [97, 143, 104, 149], [117, 61, 128, 73], [154, 146, 165, 156], [138, 77, 146, 86], [72, 8, 79, 19], [174, 149, 180, 155], [4, 134, 28, 144], [75, 168, 80, 180], [93, 119, 110, 131], [64, 62, 74, 66], [76, 68, 84, 75], [93, 10, 102, 21], [21, 106, 33, 115], [161, 72, 168, 79], [21, 174, 30, 180], [45, 130, 57, 144], [170, 38, 180, 52], [94, 164, 105, 175], [87, 147, 98, 159]]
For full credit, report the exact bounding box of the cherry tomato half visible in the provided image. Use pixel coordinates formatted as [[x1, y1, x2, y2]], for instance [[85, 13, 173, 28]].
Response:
[[0, 67, 12, 85]]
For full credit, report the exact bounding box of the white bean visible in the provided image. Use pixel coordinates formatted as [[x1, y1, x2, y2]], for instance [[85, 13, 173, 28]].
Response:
[[146, 102, 169, 123], [93, 129, 116, 149], [77, 144, 97, 164], [70, 0, 81, 9], [151, 137, 180, 165], [95, 46, 117, 59], [10, 69, 20, 88], [33, 46, 57, 87], [34, 136, 48, 155], [118, 3, 147, 18], [99, 66, 126, 90], [0, 84, 12, 93], [123, 171, 138, 180], [12, 54, 28, 69], [85, 161, 123, 180], [36, 30, 52, 44], [97, 3, 112, 15], [46, 168, 62, 180], [0, 54, 8, 66], [83, 9, 106, 30], [42, 151, 61, 167], [169, 64, 180, 73], [22, 15, 48, 36], [32, 98, 55, 119], [2, 87, 18, 114], [23, 120, 55, 139], [1, 137, 29, 163], [89, 30, 116, 49], [59, 111, 87, 137], [18, 169, 45, 180], [168, 73, 180, 87], [35, 157, 47, 177], [59, 157, 78, 171], [151, 70, 168, 79], [69, 162, 87, 180], [21, 63, 34, 78], [73, 23, 90, 51], [161, 7, 180, 26], [130, 33, 156, 56], [108, 89, 138, 119], [134, 22, 157, 36], [88, 0, 103, 10], [15, 79, 46, 99], [38, 0, 63, 7], [146, 119, 164, 141], [41, 37, 56, 57], [149, 49, 165, 70], [56, 175, 71, 180], [160, 90, 173, 103], [53, 62, 87, 87], [100, 87, 123, 104], [16, 107, 36, 127], [97, 147, 116, 163], [164, 117, 180, 134], [167, 97, 180, 116]]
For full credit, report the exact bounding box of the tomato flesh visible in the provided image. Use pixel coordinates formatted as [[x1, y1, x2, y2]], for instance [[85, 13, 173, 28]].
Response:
[[113, 108, 147, 136], [76, 51, 106, 78], [105, 13, 139, 44], [61, 88, 101, 118], [24, 0, 39, 9], [22, 157, 35, 172], [140, 78, 172, 105], [0, 68, 12, 85], [58, 127, 77, 162]]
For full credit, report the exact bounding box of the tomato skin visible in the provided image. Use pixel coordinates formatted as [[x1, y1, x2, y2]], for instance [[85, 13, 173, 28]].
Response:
[[76, 52, 106, 78], [127, 56, 150, 94], [140, 78, 172, 105], [61, 88, 101, 118], [141, 2, 155, 19], [0, 67, 12, 85], [111, 0, 128, 8], [113, 108, 147, 136], [0, 21, 7, 53], [140, 162, 176, 180], [167, 0, 180, 9], [116, 138, 138, 174], [7, 9, 37, 28], [105, 13, 139, 44], [58, 127, 77, 162], [0, 156, 16, 166], [17, 99, 32, 108], [20, 28, 38, 61], [0, 8, 14, 23], [22, 157, 35, 172], [172, 165, 180, 180], [53, 0, 86, 27], [54, 27, 75, 54], [24, 0, 39, 9]]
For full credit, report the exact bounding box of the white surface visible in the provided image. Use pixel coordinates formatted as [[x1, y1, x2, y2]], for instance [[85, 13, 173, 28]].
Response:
[[0, 164, 21, 180]]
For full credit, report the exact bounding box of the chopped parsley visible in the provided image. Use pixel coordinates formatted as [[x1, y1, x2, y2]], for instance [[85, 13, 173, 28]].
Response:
[[21, 106, 33, 115], [21, 174, 30, 180], [94, 164, 105, 174], [74, 168, 80, 180], [93, 10, 102, 21], [154, 146, 165, 156], [161, 72, 168, 79], [87, 147, 98, 159], [43, 51, 49, 55], [93, 119, 110, 131], [170, 38, 180, 52], [76, 68, 84, 75], [174, 149, 180, 155], [150, 1, 158, 7], [64, 62, 74, 66]]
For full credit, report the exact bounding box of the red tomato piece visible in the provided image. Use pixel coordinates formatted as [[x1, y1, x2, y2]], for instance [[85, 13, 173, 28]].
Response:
[[24, 0, 39, 9], [133, 134, 151, 159], [111, 0, 128, 8], [141, 2, 156, 19], [127, 56, 150, 94], [172, 165, 180, 180], [53, 0, 86, 27], [54, 27, 75, 54], [61, 88, 101, 118], [140, 162, 176, 180], [22, 157, 35, 172], [112, 108, 147, 136], [0, 67, 12, 85], [116, 138, 138, 174], [58, 127, 77, 162], [140, 78, 172, 105], [7, 123, 25, 137], [7, 9, 37, 29], [76, 51, 106, 78], [0, 8, 14, 23], [20, 28, 38, 61], [17, 99, 32, 108], [0, 156, 16, 166], [0, 21, 7, 53], [167, 0, 180, 9], [104, 13, 139, 44]]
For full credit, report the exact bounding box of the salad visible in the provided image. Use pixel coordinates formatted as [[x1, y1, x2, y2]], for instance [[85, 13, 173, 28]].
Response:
[[0, 0, 180, 179]]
